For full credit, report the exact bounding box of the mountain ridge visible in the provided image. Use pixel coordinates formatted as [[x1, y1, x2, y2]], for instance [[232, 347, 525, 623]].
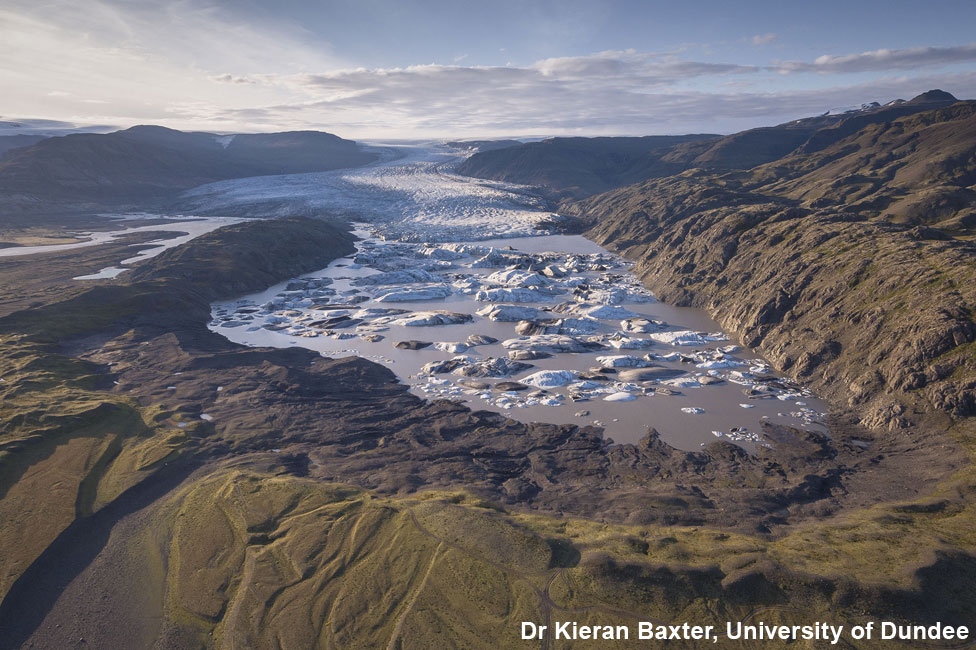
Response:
[[566, 97, 976, 436], [0, 126, 378, 212], [457, 90, 962, 201]]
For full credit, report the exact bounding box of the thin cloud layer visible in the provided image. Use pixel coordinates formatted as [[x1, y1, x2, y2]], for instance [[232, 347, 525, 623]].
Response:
[[2, 0, 975, 138], [751, 33, 778, 46], [776, 43, 976, 74], [204, 51, 976, 137]]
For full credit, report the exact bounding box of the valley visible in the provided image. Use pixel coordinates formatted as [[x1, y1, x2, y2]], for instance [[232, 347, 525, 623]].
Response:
[[0, 92, 974, 648]]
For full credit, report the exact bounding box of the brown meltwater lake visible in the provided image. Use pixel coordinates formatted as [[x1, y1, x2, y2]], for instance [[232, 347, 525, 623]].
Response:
[[210, 229, 827, 451]]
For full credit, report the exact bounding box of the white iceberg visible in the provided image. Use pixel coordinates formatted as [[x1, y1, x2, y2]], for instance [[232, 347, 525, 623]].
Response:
[[649, 330, 730, 346], [595, 355, 651, 368], [476, 304, 544, 322], [520, 369, 579, 388], [374, 285, 453, 302]]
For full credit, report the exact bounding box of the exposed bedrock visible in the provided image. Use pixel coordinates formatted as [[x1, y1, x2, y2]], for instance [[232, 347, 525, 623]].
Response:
[[570, 103, 976, 440], [579, 181, 976, 437]]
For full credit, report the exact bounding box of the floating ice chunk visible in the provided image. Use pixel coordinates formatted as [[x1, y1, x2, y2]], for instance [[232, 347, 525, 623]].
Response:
[[520, 369, 579, 388], [465, 334, 498, 346], [476, 304, 543, 322], [454, 357, 532, 378], [452, 277, 485, 294], [727, 371, 756, 384], [541, 264, 568, 278], [469, 249, 527, 268], [595, 355, 651, 368], [608, 336, 656, 350], [576, 304, 642, 319], [352, 268, 441, 285], [695, 358, 744, 369], [391, 311, 472, 327], [554, 317, 601, 333], [374, 285, 453, 302], [680, 407, 705, 414], [484, 269, 552, 287], [419, 246, 466, 260], [661, 377, 702, 388], [616, 368, 683, 381], [503, 335, 605, 354], [474, 287, 558, 302], [620, 317, 667, 333], [515, 317, 601, 336], [569, 380, 604, 390], [649, 330, 729, 346], [603, 391, 637, 402], [422, 356, 473, 375], [352, 307, 410, 319], [583, 288, 656, 304], [434, 341, 470, 353]]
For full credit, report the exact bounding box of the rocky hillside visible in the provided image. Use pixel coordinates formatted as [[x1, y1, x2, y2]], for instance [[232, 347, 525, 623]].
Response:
[[0, 126, 377, 211], [458, 91, 960, 201], [456, 134, 719, 200], [572, 99, 976, 434]]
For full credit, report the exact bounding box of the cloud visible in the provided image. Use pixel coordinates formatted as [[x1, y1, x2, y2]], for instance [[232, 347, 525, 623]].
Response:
[[751, 33, 777, 46], [209, 65, 976, 138], [529, 50, 756, 80], [775, 43, 976, 74], [211, 74, 259, 85], [3, 2, 975, 139], [0, 118, 116, 136], [0, 0, 342, 125]]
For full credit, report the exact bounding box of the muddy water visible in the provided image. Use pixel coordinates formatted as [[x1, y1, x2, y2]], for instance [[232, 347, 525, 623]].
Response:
[[0, 213, 244, 280], [211, 231, 827, 451]]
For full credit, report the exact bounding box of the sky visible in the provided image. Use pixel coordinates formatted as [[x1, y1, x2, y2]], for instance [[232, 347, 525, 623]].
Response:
[[2, 0, 976, 139]]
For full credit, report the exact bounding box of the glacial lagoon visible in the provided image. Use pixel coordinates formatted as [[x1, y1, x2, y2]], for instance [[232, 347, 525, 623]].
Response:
[[211, 228, 827, 450]]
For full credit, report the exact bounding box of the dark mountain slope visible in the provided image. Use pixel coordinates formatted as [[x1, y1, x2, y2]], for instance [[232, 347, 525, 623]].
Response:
[[0, 126, 377, 211], [458, 91, 960, 201], [569, 100, 976, 437], [445, 139, 522, 152], [751, 101, 976, 229], [456, 134, 719, 200], [795, 89, 961, 155], [0, 135, 47, 159]]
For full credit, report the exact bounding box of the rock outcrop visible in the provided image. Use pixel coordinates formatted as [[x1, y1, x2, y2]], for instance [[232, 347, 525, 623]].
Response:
[[570, 100, 976, 433]]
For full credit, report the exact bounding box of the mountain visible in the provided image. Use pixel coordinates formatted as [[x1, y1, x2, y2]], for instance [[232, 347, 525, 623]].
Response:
[[0, 126, 377, 211], [0, 135, 47, 159], [750, 102, 976, 228], [456, 134, 719, 200], [568, 96, 976, 438], [458, 90, 960, 201], [445, 139, 522, 152]]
